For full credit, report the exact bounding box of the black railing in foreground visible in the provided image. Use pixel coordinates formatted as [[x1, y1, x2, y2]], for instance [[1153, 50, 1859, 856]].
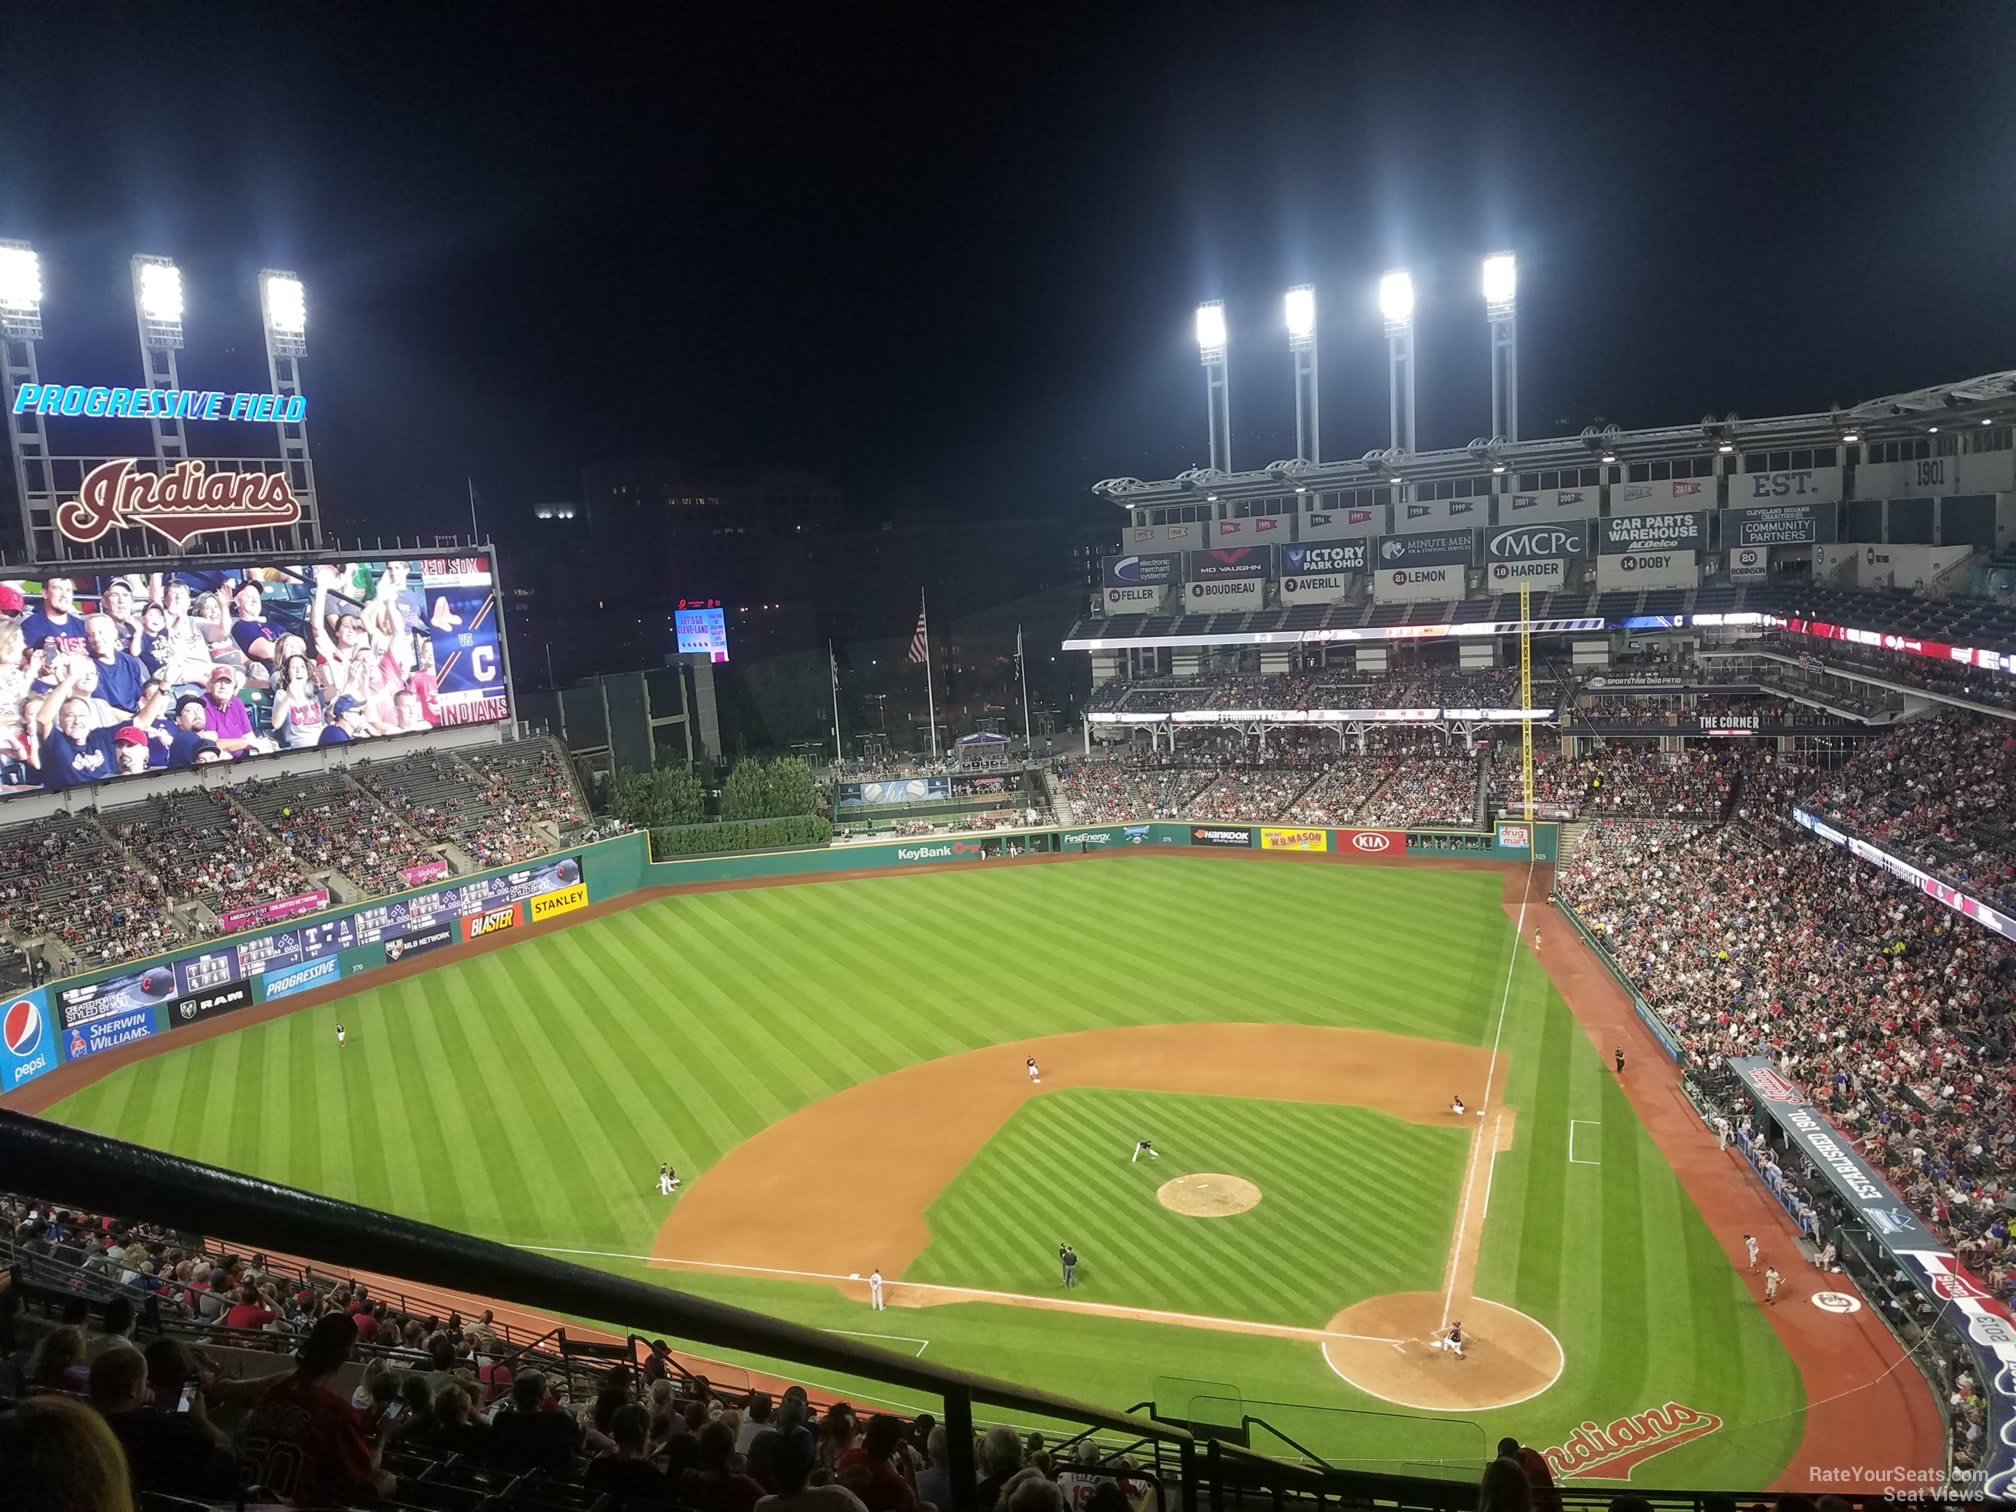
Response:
[[0, 1107, 1192, 1512]]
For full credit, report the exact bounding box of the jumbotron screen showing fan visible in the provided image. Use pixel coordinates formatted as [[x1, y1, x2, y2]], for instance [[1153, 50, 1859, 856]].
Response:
[[0, 553, 508, 797]]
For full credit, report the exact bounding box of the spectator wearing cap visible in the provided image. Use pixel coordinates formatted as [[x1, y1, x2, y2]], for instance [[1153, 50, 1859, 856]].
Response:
[[113, 726, 151, 777], [320, 694, 370, 745], [0, 582, 26, 617], [200, 665, 260, 756], [32, 660, 124, 789], [237, 1310, 395, 1504], [159, 695, 216, 769]]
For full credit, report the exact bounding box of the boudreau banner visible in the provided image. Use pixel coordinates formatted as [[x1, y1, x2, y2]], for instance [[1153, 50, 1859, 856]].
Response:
[[1376, 530, 1474, 568], [1595, 550, 1698, 591], [1184, 577, 1265, 611], [1599, 511, 1706, 554], [1484, 558, 1565, 592], [1728, 1055, 2016, 1497]]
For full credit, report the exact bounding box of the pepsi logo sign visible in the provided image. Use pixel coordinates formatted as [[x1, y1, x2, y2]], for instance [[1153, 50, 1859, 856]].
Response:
[[3, 997, 43, 1058], [1351, 833, 1392, 853]]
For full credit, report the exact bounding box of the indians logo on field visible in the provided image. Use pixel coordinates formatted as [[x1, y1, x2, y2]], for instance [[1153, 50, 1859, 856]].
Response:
[[1540, 1401, 1723, 1479], [3, 997, 43, 1058], [1350, 833, 1392, 853]]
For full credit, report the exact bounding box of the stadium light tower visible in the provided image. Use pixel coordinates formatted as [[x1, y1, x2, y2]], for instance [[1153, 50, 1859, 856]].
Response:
[[1378, 270, 1416, 455], [258, 269, 322, 550], [1196, 300, 1231, 473], [1285, 284, 1319, 463], [131, 255, 189, 470], [0, 240, 55, 559], [1483, 252, 1518, 443]]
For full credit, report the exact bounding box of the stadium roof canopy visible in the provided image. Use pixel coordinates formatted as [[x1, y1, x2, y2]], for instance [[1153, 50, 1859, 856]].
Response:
[[1090, 370, 2016, 509]]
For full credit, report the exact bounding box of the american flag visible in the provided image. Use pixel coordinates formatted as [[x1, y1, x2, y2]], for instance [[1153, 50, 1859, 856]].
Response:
[[907, 604, 929, 664], [830, 646, 840, 689]]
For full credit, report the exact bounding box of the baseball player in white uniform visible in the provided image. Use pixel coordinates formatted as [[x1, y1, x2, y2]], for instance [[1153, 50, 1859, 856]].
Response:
[[1763, 1266, 1782, 1304], [1450, 1095, 1466, 1116], [869, 1267, 885, 1311], [336, 1023, 346, 1049], [1026, 1056, 1041, 1084], [1131, 1139, 1160, 1164], [1430, 1320, 1465, 1358], [658, 1163, 680, 1196], [1744, 1233, 1759, 1270]]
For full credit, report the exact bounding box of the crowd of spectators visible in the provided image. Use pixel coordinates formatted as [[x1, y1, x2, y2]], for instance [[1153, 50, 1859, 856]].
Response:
[[0, 815, 185, 966], [1055, 758, 1215, 823], [1801, 713, 2016, 911], [3, 1195, 1157, 1512], [1182, 766, 1319, 820], [359, 743, 590, 869], [1493, 740, 1773, 821], [1355, 757, 1479, 828], [107, 790, 312, 916], [1088, 666, 1556, 717], [240, 775, 439, 898], [1556, 816, 2016, 1289], [1763, 634, 2016, 713]]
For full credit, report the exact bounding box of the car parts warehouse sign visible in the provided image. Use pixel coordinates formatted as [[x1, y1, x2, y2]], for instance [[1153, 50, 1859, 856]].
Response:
[[1599, 512, 1704, 553]]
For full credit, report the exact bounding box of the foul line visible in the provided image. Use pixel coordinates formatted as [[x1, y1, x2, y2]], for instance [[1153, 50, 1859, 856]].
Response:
[[1568, 1119, 1601, 1165], [824, 1328, 929, 1358], [517, 1244, 1404, 1347]]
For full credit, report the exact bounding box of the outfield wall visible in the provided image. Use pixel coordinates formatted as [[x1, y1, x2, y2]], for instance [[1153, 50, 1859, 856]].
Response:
[[2, 819, 1555, 1097]]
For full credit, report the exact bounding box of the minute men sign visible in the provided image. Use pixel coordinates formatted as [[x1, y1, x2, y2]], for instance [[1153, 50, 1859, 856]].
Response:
[[1599, 512, 1705, 554], [1376, 530, 1474, 568]]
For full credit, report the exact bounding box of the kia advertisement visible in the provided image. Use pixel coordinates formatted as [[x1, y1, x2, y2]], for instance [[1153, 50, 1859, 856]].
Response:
[[1339, 830, 1405, 854], [2, 991, 55, 1092]]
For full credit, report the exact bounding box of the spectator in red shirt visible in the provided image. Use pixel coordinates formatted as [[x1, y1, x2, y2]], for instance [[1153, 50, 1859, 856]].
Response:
[[837, 1415, 919, 1512], [220, 1285, 278, 1332], [1497, 1437, 1560, 1512], [353, 1301, 383, 1345], [238, 1312, 395, 1505]]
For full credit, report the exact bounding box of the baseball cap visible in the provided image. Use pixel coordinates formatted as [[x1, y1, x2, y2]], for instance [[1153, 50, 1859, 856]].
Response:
[[174, 695, 206, 718], [113, 726, 148, 748], [207, 664, 241, 684], [331, 695, 364, 718], [0, 585, 23, 615]]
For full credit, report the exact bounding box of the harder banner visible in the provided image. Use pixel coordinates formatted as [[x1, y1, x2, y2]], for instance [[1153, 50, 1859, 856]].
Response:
[[1599, 512, 1706, 553], [1726, 1054, 2016, 1499], [1595, 551, 1698, 592], [1485, 559, 1565, 592], [1376, 530, 1474, 567], [216, 890, 329, 934], [1259, 826, 1328, 852], [1374, 564, 1466, 603]]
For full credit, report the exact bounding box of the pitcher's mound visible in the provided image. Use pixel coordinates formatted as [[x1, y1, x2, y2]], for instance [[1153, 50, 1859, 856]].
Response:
[[1158, 1173, 1261, 1218], [1321, 1292, 1562, 1411]]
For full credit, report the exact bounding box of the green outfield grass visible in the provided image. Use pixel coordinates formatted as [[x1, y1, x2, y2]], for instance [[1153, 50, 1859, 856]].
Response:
[[43, 858, 1805, 1486]]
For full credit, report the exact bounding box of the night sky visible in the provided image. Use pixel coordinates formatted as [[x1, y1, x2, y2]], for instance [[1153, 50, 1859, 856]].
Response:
[[5, 4, 2012, 538]]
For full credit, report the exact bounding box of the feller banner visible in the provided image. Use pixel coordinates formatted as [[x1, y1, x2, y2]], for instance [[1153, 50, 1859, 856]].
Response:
[[1259, 827, 1328, 852]]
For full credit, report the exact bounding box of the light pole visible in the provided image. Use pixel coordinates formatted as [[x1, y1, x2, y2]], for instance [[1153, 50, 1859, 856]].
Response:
[[1483, 252, 1518, 443], [1286, 284, 1318, 463], [0, 240, 52, 559], [130, 255, 188, 474], [257, 270, 321, 551], [1196, 300, 1230, 473], [1379, 270, 1416, 455]]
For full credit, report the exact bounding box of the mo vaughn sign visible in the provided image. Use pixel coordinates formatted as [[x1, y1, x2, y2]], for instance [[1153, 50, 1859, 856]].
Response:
[[57, 460, 305, 550]]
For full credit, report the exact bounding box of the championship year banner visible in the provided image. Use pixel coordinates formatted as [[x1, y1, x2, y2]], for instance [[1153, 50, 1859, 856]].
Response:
[[1599, 511, 1705, 554], [1259, 827, 1328, 852]]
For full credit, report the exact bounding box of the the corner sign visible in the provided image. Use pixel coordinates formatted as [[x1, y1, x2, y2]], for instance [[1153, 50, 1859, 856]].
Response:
[[13, 383, 306, 423], [58, 459, 304, 548]]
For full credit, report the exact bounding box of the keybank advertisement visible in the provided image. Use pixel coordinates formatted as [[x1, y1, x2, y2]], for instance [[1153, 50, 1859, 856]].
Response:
[[2, 991, 55, 1091]]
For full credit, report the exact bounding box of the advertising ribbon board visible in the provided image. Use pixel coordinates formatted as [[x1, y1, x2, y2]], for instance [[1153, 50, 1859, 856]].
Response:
[[216, 891, 329, 934], [529, 884, 589, 922], [259, 956, 343, 1004], [1337, 829, 1404, 854], [169, 978, 253, 1030], [1189, 826, 1254, 848], [1259, 827, 1329, 852], [1727, 1054, 2016, 1497]]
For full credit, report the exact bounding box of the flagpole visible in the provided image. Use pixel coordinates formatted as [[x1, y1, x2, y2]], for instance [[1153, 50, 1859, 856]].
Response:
[[829, 640, 843, 765], [922, 591, 939, 758], [467, 477, 481, 542], [1017, 624, 1032, 751]]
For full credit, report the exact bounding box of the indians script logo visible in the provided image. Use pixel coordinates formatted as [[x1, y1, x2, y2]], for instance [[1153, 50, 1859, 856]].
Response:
[[1350, 833, 1392, 853], [1747, 1066, 1801, 1103], [58, 459, 304, 549], [1540, 1401, 1723, 1479]]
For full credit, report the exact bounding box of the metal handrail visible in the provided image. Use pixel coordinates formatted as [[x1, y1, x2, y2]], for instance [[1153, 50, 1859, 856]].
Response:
[[0, 1108, 1190, 1512]]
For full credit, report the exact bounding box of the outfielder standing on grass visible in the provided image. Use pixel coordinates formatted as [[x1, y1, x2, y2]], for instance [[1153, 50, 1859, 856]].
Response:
[[1059, 1243, 1078, 1288]]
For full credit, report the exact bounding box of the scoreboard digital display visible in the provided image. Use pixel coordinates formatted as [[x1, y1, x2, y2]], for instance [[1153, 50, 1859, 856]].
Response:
[[675, 602, 729, 662]]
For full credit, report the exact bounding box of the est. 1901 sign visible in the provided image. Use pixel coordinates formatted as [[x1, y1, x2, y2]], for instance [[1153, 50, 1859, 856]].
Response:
[[57, 459, 304, 549]]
